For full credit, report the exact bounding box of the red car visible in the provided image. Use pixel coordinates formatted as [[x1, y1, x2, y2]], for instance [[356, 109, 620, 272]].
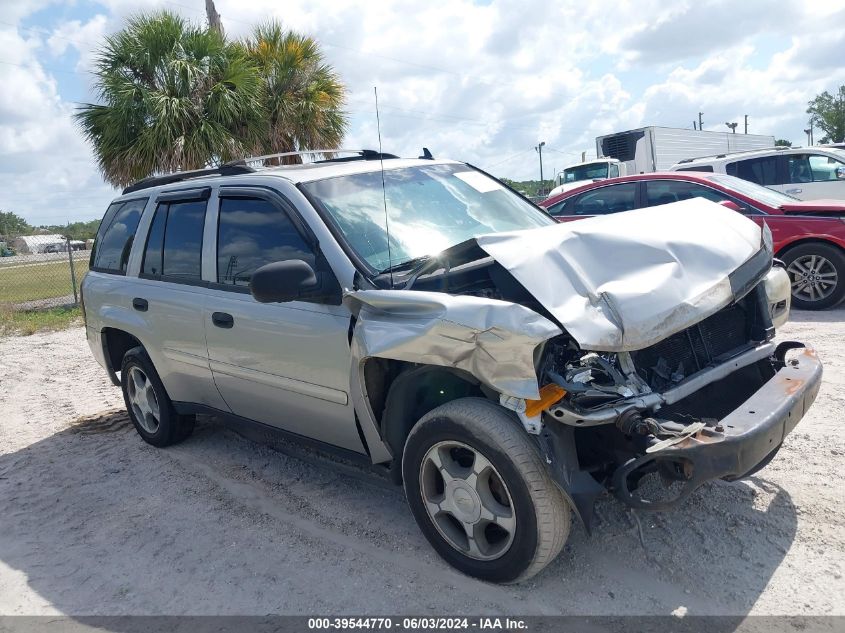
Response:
[[540, 171, 845, 310]]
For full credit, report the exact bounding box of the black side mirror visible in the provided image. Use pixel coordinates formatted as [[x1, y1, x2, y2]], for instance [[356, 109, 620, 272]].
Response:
[[250, 260, 318, 303]]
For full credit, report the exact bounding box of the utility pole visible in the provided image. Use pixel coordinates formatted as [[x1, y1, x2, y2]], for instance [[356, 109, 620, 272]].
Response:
[[744, 114, 748, 134], [698, 112, 703, 130], [693, 121, 697, 130], [535, 142, 545, 195]]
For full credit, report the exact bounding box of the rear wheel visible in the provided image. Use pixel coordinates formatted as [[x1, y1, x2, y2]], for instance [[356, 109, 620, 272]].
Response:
[[121, 346, 194, 447], [402, 398, 571, 583], [782, 242, 845, 310]]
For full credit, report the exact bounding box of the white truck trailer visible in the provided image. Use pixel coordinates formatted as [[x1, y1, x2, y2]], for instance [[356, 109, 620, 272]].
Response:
[[547, 126, 775, 197]]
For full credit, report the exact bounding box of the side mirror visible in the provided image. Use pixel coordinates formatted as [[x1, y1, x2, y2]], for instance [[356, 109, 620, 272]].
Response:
[[718, 200, 744, 212], [836, 166, 845, 180], [249, 260, 318, 303]]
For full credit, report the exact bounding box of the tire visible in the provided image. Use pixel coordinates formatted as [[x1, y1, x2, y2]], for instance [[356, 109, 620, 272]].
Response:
[[781, 242, 845, 310], [402, 397, 571, 583], [120, 346, 195, 447]]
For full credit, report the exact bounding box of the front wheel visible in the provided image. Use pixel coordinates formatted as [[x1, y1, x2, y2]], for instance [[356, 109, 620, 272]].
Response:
[[782, 242, 845, 310], [402, 398, 571, 583]]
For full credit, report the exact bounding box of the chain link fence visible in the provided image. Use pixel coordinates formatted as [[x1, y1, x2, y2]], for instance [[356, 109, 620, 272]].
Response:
[[0, 234, 89, 312]]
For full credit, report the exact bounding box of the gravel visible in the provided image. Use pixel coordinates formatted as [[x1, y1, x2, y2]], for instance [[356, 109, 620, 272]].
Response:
[[0, 310, 843, 616]]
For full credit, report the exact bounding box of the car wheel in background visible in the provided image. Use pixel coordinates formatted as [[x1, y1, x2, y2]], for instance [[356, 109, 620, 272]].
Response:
[[121, 346, 195, 447], [782, 242, 845, 310], [402, 397, 571, 583]]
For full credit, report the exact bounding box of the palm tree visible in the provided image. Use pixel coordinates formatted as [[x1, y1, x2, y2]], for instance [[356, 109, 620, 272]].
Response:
[[241, 22, 347, 163], [75, 11, 264, 188]]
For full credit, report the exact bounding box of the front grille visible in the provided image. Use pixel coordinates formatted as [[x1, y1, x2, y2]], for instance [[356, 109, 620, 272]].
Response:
[[632, 304, 750, 391]]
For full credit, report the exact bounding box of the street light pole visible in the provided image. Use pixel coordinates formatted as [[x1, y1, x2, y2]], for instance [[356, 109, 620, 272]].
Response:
[[725, 122, 738, 134], [536, 141, 545, 195]]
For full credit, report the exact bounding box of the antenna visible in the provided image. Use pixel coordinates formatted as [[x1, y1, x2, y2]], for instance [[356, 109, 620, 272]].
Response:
[[374, 86, 394, 289]]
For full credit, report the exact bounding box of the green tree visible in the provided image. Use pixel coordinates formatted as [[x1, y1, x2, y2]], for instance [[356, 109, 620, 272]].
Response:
[[75, 11, 265, 187], [775, 138, 792, 147], [807, 85, 845, 144], [0, 211, 32, 236], [241, 22, 347, 162]]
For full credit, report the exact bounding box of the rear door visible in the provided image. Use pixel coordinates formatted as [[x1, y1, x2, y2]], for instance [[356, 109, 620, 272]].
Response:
[[203, 187, 364, 453], [132, 188, 228, 410]]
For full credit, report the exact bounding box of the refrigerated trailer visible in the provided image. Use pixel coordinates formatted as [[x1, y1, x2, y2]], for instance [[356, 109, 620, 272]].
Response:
[[596, 126, 775, 174]]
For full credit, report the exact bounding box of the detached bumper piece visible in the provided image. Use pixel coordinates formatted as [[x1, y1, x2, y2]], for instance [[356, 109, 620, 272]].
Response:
[[611, 347, 822, 511]]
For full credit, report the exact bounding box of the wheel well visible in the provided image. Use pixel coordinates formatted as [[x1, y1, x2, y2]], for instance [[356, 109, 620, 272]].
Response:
[[102, 328, 142, 377], [776, 238, 845, 260], [364, 360, 484, 482]]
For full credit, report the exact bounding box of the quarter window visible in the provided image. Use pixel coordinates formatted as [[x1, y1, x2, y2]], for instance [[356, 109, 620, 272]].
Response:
[[569, 183, 638, 215], [216, 197, 315, 287], [92, 198, 147, 273]]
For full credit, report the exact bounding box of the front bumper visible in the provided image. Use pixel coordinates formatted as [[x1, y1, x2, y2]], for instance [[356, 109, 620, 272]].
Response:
[[611, 347, 822, 510]]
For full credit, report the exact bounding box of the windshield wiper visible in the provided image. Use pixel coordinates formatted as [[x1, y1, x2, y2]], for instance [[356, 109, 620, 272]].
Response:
[[378, 255, 434, 276]]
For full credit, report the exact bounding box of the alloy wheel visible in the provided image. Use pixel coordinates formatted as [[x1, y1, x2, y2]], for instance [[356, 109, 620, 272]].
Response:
[[126, 366, 161, 434], [419, 441, 516, 561], [787, 254, 838, 303]]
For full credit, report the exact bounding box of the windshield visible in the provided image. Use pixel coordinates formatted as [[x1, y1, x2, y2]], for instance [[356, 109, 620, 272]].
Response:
[[301, 163, 554, 272], [562, 163, 610, 183], [707, 173, 799, 207]]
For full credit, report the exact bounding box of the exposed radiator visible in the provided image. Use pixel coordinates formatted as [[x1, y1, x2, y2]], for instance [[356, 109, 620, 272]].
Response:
[[631, 304, 751, 391]]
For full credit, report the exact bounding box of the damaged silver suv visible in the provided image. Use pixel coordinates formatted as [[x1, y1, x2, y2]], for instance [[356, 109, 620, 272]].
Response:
[[82, 150, 822, 583]]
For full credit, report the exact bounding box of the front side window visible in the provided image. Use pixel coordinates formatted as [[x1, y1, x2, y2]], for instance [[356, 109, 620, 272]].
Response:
[[217, 197, 315, 287], [569, 183, 638, 215], [727, 156, 779, 186], [301, 164, 552, 272], [806, 154, 845, 181], [92, 198, 147, 273]]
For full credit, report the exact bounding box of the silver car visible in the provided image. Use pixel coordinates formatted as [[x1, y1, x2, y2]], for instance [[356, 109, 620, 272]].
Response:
[[82, 151, 821, 583]]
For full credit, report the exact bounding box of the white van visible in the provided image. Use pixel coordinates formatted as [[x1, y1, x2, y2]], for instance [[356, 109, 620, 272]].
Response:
[[670, 147, 845, 201]]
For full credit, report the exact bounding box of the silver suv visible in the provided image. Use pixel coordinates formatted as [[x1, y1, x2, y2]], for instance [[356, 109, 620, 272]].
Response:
[[82, 151, 822, 583]]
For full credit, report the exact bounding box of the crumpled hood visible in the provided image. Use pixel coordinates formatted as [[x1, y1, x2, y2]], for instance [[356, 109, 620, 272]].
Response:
[[475, 198, 771, 351]]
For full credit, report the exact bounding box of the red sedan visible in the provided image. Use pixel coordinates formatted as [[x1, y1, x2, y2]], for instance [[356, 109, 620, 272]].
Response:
[[540, 172, 845, 310]]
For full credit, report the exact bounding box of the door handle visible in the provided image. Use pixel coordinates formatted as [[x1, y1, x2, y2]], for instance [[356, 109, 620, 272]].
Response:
[[786, 188, 802, 194], [132, 298, 148, 312], [211, 312, 234, 328]]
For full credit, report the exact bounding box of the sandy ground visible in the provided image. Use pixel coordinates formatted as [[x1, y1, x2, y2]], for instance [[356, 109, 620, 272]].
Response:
[[0, 310, 843, 616]]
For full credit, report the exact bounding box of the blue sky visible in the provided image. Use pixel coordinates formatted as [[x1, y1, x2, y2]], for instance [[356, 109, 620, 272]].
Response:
[[2, 0, 845, 225]]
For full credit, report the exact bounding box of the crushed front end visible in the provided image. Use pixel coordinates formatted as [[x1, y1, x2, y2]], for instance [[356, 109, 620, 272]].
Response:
[[533, 279, 822, 519]]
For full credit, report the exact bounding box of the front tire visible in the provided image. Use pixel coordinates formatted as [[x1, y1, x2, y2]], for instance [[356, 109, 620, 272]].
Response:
[[121, 346, 194, 447], [402, 398, 571, 583], [782, 242, 845, 310]]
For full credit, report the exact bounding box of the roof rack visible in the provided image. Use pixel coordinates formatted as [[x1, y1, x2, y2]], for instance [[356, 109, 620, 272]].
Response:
[[121, 149, 400, 194], [675, 146, 789, 164]]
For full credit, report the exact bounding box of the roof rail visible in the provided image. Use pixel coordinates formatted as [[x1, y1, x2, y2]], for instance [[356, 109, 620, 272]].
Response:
[[676, 146, 787, 164], [122, 162, 255, 195], [121, 149, 401, 195]]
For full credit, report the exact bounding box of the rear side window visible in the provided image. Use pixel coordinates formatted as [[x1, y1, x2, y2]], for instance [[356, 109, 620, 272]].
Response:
[[216, 197, 315, 287], [92, 198, 147, 273], [570, 183, 637, 215], [727, 157, 778, 186], [141, 200, 207, 282]]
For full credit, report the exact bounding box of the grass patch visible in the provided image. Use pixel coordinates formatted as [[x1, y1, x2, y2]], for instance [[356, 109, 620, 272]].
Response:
[[0, 305, 83, 336], [0, 258, 90, 303]]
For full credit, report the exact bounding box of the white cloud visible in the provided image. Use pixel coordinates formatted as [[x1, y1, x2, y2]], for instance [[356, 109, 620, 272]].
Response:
[[3, 0, 845, 225]]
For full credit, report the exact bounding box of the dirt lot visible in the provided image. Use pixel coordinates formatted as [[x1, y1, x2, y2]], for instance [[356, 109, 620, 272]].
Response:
[[1, 310, 843, 616]]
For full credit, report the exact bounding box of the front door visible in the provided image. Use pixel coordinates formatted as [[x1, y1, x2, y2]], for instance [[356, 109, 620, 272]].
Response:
[[777, 153, 845, 200], [202, 189, 363, 453]]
